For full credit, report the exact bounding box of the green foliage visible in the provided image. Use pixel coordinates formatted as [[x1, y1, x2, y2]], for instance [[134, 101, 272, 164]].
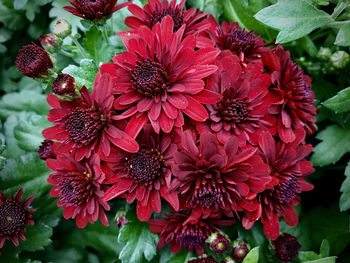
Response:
[[323, 86, 350, 113], [84, 26, 112, 64], [255, 0, 333, 43], [339, 161, 350, 211], [62, 59, 98, 90], [311, 125, 350, 166], [188, 0, 223, 20], [335, 23, 350, 46], [242, 246, 259, 263]]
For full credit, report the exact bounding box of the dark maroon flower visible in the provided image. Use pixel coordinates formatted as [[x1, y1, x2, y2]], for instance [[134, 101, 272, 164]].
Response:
[[207, 232, 230, 254], [122, 0, 209, 39], [273, 233, 301, 262], [38, 34, 62, 53], [171, 130, 271, 220], [16, 43, 54, 79], [148, 212, 234, 254], [47, 153, 110, 228], [231, 241, 250, 261], [115, 212, 128, 228], [52, 73, 77, 96], [0, 188, 35, 249], [42, 73, 139, 161], [188, 255, 218, 263], [198, 17, 269, 65], [63, 0, 130, 22], [242, 130, 314, 240], [100, 16, 221, 136], [197, 51, 276, 147], [38, 139, 57, 160], [262, 45, 317, 143], [103, 124, 179, 221]]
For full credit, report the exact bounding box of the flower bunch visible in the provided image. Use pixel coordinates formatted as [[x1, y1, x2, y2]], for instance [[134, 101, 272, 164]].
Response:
[[14, 0, 316, 258]]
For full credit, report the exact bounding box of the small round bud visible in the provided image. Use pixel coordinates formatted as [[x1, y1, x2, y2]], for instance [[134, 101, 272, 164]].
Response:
[[53, 19, 72, 38], [330, 50, 350, 69], [38, 139, 56, 160], [188, 255, 218, 263], [317, 47, 332, 61], [231, 240, 250, 261], [207, 232, 230, 254], [221, 257, 236, 263], [273, 233, 301, 262], [52, 73, 77, 96], [38, 34, 62, 53], [115, 212, 128, 228]]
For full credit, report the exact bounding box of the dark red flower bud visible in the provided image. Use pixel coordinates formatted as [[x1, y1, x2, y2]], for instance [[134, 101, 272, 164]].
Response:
[[115, 212, 128, 228], [273, 233, 301, 262], [188, 255, 218, 263], [52, 73, 77, 96], [232, 241, 250, 261], [16, 43, 54, 80], [38, 139, 56, 160], [221, 257, 236, 263], [207, 232, 230, 254], [38, 34, 62, 53]]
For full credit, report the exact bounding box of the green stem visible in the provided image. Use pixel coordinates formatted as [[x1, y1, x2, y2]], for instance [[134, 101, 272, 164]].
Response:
[[102, 24, 110, 44], [72, 37, 88, 58], [326, 20, 350, 29], [59, 49, 74, 58], [331, 1, 349, 20]]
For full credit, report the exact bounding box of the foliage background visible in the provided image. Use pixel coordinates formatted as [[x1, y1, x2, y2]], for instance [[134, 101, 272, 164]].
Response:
[[0, 0, 350, 262]]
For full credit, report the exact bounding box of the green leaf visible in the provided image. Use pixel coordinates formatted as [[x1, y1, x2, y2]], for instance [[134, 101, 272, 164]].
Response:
[[19, 222, 53, 252], [118, 214, 159, 263], [319, 239, 330, 257], [0, 90, 50, 120], [304, 257, 337, 263], [2, 115, 26, 158], [311, 125, 350, 166], [159, 246, 192, 263], [84, 26, 112, 64], [242, 246, 259, 263], [0, 153, 51, 199], [335, 22, 350, 46], [323, 87, 350, 113], [298, 251, 321, 262], [13, 0, 28, 9], [188, 0, 223, 20], [62, 59, 98, 90], [340, 161, 350, 211], [0, 2, 26, 30], [14, 112, 50, 152], [255, 0, 333, 43], [223, 0, 277, 41]]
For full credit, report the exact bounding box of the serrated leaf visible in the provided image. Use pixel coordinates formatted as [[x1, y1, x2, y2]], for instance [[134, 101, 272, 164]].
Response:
[[62, 59, 98, 90], [335, 22, 350, 46], [255, 0, 333, 43], [84, 26, 112, 64], [2, 115, 26, 158], [0, 153, 51, 199], [0, 2, 26, 30], [242, 246, 259, 263], [19, 222, 53, 252], [323, 87, 350, 113], [118, 216, 159, 263], [0, 90, 50, 120], [304, 257, 337, 263], [311, 125, 350, 166], [340, 161, 350, 211], [14, 112, 50, 152]]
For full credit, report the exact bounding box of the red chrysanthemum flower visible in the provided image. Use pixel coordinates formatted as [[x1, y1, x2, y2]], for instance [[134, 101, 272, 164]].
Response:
[[273, 233, 301, 262], [197, 51, 275, 146], [197, 17, 269, 66], [52, 73, 77, 96], [38, 139, 57, 160], [101, 16, 221, 136], [47, 153, 110, 228], [63, 0, 130, 22], [242, 130, 314, 240], [42, 73, 139, 161], [170, 130, 271, 220], [15, 43, 53, 79], [103, 124, 179, 221], [0, 188, 35, 249], [122, 0, 209, 39], [262, 45, 317, 143], [148, 212, 234, 254]]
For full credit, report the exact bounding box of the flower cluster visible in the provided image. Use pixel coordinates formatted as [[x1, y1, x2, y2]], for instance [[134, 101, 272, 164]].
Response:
[[21, 0, 316, 255]]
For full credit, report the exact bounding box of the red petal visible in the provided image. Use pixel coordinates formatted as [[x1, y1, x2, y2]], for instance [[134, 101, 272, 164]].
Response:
[[104, 179, 133, 201], [192, 89, 222, 104], [182, 95, 208, 121], [125, 114, 148, 138], [262, 212, 280, 240], [137, 201, 152, 221]]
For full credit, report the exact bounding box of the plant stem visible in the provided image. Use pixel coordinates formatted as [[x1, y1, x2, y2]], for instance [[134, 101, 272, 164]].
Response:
[[101, 24, 110, 44], [331, 1, 349, 20], [59, 49, 74, 58], [72, 37, 88, 58]]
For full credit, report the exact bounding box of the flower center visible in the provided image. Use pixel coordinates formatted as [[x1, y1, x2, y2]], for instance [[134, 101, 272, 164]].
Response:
[[59, 172, 93, 206], [219, 92, 248, 123], [178, 229, 207, 250], [290, 71, 313, 103], [195, 185, 221, 208], [65, 107, 105, 145], [275, 177, 299, 204], [0, 200, 26, 235], [131, 59, 168, 97], [127, 150, 162, 183], [218, 27, 256, 55], [150, 8, 184, 31]]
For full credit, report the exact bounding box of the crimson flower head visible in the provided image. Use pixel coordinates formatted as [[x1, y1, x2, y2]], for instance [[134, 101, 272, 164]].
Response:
[[47, 153, 110, 228], [243, 130, 314, 240], [171, 130, 271, 220], [262, 45, 317, 143], [16, 43, 53, 79], [123, 0, 209, 38], [42, 73, 139, 161], [63, 0, 130, 22], [101, 16, 221, 136], [52, 73, 77, 96], [148, 212, 233, 254], [0, 188, 35, 249], [273, 233, 301, 262], [197, 51, 275, 147], [103, 124, 179, 221]]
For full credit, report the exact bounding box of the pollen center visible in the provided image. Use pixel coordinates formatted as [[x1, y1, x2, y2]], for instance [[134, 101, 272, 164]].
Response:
[[219, 96, 248, 123], [275, 177, 299, 204], [128, 150, 162, 183], [0, 200, 26, 235], [65, 107, 105, 145], [131, 59, 168, 97], [178, 230, 206, 250], [219, 28, 256, 55], [150, 8, 184, 31]]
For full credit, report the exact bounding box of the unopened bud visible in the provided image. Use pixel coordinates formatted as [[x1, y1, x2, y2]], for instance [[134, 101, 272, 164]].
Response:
[[39, 34, 62, 53], [330, 50, 349, 69], [273, 233, 301, 262], [188, 255, 217, 263], [231, 240, 250, 261], [53, 19, 72, 38], [207, 232, 230, 254], [317, 47, 332, 61], [52, 73, 77, 96], [115, 211, 128, 228], [38, 139, 56, 160], [221, 257, 236, 263]]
